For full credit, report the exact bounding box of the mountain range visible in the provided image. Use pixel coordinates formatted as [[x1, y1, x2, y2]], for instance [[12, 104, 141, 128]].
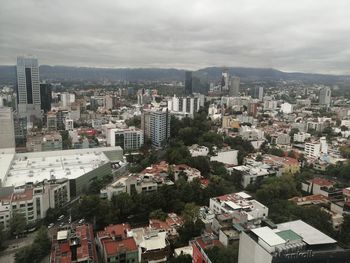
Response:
[[0, 65, 349, 85]]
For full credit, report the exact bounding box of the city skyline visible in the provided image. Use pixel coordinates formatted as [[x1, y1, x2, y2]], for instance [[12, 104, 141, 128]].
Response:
[[1, 0, 350, 74]]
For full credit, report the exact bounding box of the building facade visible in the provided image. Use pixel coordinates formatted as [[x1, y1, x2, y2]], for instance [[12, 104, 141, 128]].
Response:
[[0, 107, 15, 151], [16, 56, 41, 120]]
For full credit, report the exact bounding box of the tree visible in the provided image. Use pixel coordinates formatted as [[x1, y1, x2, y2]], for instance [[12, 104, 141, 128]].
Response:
[[9, 212, 26, 236], [339, 215, 350, 246], [15, 226, 51, 263], [166, 140, 191, 164], [125, 116, 141, 128], [182, 203, 200, 223], [149, 209, 168, 221], [187, 156, 211, 177], [205, 244, 239, 263], [268, 147, 285, 157], [256, 154, 263, 162], [256, 175, 298, 206], [0, 223, 7, 249]]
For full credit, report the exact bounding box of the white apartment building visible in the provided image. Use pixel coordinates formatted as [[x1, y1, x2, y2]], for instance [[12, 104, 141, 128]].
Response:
[[141, 109, 170, 147], [240, 126, 265, 141], [229, 164, 272, 188], [209, 192, 268, 221], [188, 144, 209, 157], [107, 127, 144, 150], [0, 179, 70, 230], [304, 142, 321, 158], [304, 137, 328, 158], [167, 94, 202, 117], [293, 132, 311, 143]]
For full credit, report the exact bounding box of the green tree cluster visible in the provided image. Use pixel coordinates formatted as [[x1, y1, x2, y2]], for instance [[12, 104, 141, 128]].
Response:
[[15, 227, 51, 263]]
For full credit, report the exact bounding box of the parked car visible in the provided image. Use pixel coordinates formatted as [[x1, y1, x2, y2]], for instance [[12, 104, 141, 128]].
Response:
[[48, 223, 54, 229]]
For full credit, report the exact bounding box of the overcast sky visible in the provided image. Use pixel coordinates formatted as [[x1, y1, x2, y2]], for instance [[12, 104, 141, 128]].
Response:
[[1, 0, 350, 74]]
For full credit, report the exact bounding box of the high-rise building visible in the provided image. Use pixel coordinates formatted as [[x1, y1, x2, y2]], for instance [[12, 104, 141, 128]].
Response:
[[141, 109, 170, 147], [40, 83, 52, 113], [16, 56, 41, 120], [192, 71, 209, 94], [0, 107, 15, 151], [229, 77, 240, 96], [319, 87, 331, 106], [167, 94, 203, 117], [258, 86, 264, 100], [185, 71, 193, 96], [221, 71, 229, 90]]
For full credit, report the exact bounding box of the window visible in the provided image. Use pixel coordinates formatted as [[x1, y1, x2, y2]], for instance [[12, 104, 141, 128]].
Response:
[[20, 204, 26, 208]]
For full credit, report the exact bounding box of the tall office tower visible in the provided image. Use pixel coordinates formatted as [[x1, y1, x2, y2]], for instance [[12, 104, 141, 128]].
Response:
[[229, 77, 240, 96], [0, 107, 16, 152], [141, 109, 170, 147], [16, 56, 41, 121], [40, 83, 52, 113], [258, 86, 264, 100], [221, 71, 229, 90], [192, 71, 209, 95], [319, 87, 331, 106], [185, 71, 193, 96]]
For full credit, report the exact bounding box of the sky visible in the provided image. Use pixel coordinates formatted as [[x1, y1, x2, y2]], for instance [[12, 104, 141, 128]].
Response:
[[1, 0, 350, 74]]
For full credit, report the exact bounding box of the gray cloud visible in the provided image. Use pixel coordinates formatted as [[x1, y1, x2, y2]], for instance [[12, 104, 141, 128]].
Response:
[[1, 0, 350, 74]]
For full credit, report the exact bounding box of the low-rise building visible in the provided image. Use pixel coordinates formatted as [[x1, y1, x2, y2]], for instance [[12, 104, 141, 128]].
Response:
[[229, 163, 275, 188], [191, 233, 222, 263], [210, 149, 238, 166], [188, 144, 209, 157], [96, 223, 139, 263], [262, 154, 300, 175], [130, 227, 171, 262], [209, 192, 268, 222], [0, 179, 70, 230], [50, 224, 98, 263]]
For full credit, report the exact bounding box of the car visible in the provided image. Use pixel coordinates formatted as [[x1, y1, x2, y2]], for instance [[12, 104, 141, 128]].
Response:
[[48, 223, 54, 229], [58, 215, 64, 221], [78, 219, 85, 224]]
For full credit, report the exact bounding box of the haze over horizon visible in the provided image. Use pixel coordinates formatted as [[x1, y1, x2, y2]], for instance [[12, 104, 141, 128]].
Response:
[[1, 0, 350, 75]]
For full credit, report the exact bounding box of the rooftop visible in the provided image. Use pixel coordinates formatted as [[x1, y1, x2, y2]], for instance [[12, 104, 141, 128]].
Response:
[[309, 177, 335, 187], [1, 146, 122, 187], [277, 220, 336, 245], [104, 238, 138, 255]]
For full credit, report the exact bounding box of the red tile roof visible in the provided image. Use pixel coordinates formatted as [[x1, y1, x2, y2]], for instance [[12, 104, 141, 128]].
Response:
[[310, 178, 334, 187], [103, 237, 138, 256]]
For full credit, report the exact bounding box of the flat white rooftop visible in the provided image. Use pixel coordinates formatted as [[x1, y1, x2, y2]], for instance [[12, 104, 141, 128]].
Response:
[[277, 220, 336, 245], [1, 147, 122, 187], [0, 152, 15, 185], [251, 227, 286, 247]]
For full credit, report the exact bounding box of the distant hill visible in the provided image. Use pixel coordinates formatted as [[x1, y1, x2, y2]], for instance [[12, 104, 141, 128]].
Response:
[[1, 65, 349, 85]]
